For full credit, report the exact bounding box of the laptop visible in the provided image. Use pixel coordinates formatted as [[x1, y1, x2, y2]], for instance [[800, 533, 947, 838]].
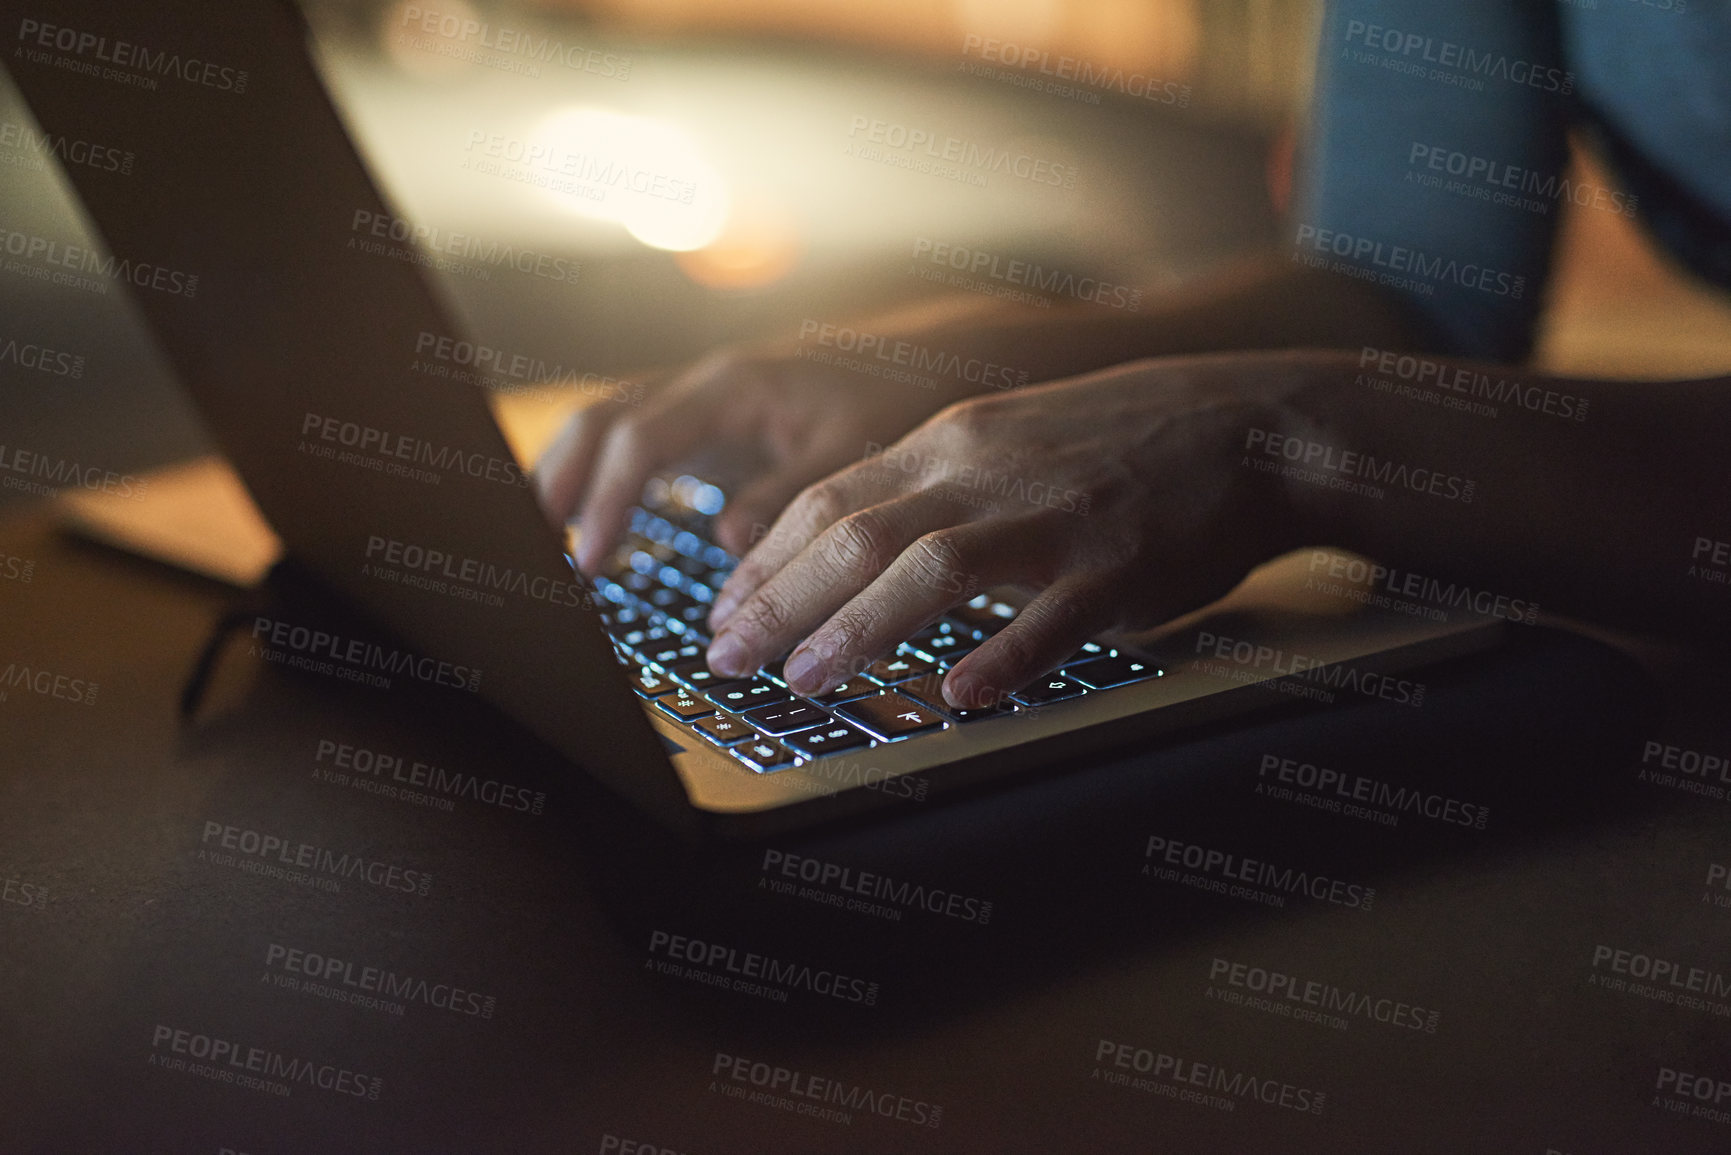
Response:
[[4, 0, 1500, 836]]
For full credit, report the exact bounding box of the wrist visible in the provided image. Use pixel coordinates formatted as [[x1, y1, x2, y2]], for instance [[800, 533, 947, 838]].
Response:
[[1260, 352, 1364, 554]]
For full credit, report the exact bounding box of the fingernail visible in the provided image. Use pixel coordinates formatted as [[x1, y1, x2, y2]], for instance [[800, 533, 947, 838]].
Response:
[[707, 632, 751, 678], [945, 674, 984, 711], [783, 649, 824, 695]]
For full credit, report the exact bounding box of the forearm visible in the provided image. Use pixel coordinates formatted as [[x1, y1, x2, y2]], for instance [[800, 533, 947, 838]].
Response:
[[1272, 351, 1731, 640], [852, 258, 1440, 391]]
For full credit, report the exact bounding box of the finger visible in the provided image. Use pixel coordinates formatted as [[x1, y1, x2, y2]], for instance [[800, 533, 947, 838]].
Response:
[[942, 573, 1117, 709], [572, 382, 725, 575], [782, 517, 1053, 696], [705, 492, 957, 679], [713, 452, 849, 558], [707, 463, 890, 631], [532, 403, 617, 530]]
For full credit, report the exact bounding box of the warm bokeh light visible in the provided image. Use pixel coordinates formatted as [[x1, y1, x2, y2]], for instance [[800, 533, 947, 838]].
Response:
[[569, 0, 1202, 89], [530, 107, 730, 251], [674, 189, 804, 289]]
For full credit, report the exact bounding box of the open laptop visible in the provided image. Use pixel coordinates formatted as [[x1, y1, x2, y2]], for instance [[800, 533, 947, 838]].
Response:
[[4, 0, 1500, 836]]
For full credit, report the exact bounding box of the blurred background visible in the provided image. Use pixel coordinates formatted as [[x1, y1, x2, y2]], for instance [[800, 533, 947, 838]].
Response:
[[3, 0, 1728, 510], [0, 0, 1312, 507]]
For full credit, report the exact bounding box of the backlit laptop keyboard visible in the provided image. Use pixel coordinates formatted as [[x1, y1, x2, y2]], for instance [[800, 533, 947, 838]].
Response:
[[580, 476, 1163, 774]]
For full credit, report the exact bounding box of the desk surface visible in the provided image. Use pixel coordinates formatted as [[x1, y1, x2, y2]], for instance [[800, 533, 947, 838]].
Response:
[[4, 501, 1731, 1155]]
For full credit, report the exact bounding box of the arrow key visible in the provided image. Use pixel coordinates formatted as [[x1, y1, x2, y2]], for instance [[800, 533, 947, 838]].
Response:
[[836, 693, 947, 741], [1010, 675, 1087, 706]]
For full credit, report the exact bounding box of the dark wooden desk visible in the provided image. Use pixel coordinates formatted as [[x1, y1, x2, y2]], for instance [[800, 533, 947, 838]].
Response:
[[3, 506, 1729, 1155]]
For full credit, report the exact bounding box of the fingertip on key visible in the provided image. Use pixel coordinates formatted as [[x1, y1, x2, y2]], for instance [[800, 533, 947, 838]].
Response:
[[943, 671, 987, 712], [782, 649, 824, 696], [707, 632, 751, 678]]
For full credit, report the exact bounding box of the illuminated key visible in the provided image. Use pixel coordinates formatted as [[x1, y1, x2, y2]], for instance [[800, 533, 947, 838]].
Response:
[[836, 693, 946, 741]]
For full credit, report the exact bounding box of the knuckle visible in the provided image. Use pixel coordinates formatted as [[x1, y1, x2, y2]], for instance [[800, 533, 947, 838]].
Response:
[[792, 482, 847, 531], [905, 530, 969, 592], [939, 396, 996, 440], [817, 604, 886, 665], [605, 418, 651, 466], [825, 509, 895, 577], [733, 584, 794, 646]]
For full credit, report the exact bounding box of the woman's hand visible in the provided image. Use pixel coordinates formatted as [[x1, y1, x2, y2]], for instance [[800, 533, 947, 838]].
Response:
[[704, 352, 1329, 708], [534, 342, 988, 573]]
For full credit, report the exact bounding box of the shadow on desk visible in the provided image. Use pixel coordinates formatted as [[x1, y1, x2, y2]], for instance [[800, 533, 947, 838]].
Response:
[[27, 523, 1672, 1152], [174, 593, 1659, 1045], [554, 625, 1658, 1033]]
